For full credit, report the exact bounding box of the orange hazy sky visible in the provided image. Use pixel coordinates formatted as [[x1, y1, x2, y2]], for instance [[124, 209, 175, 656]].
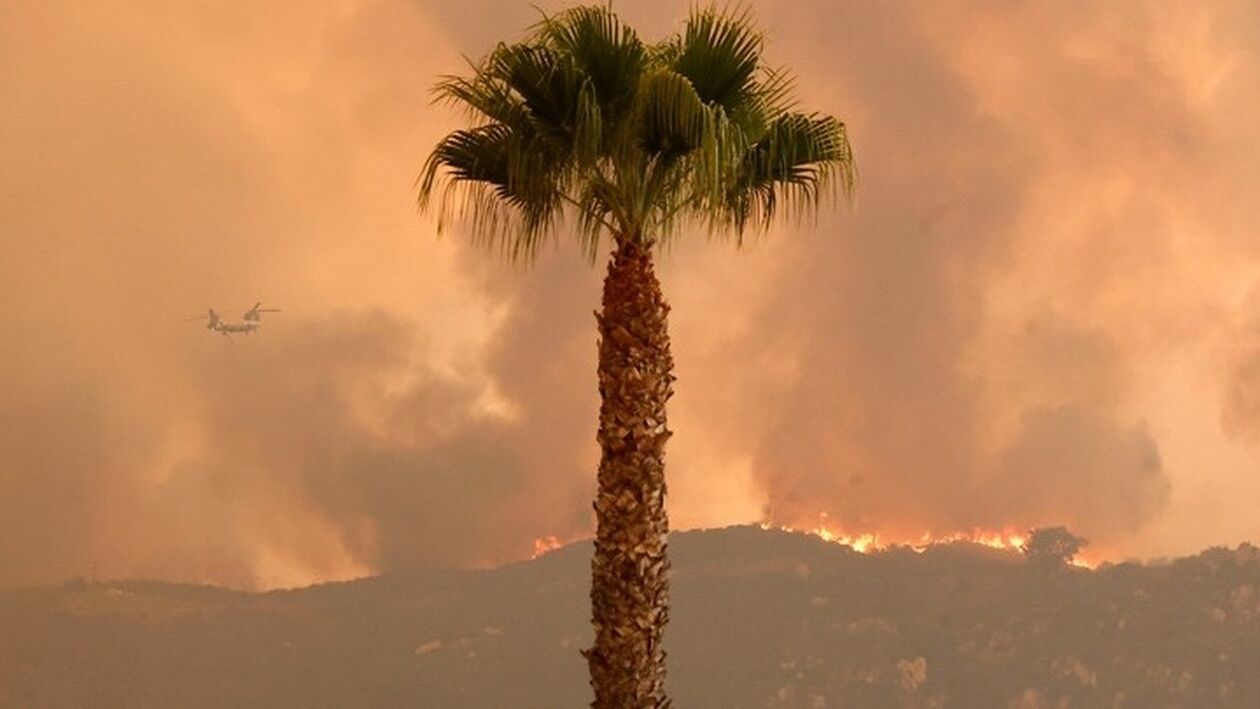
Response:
[[3, 0, 1260, 589]]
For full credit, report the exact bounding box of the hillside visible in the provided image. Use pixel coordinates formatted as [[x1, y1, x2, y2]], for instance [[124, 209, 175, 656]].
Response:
[[3, 526, 1259, 707]]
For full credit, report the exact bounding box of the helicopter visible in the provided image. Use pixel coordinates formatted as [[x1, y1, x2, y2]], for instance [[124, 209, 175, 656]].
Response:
[[187, 301, 281, 339]]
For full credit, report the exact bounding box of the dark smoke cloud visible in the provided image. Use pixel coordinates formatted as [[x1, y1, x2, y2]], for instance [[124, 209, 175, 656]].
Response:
[[0, 0, 599, 588], [3, 0, 1260, 588], [716, 0, 1258, 552], [1221, 291, 1260, 447], [1223, 353, 1260, 446], [183, 311, 591, 577], [994, 405, 1167, 540]]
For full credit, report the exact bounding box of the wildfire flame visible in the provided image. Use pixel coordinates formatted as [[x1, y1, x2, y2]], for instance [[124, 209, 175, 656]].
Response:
[[763, 516, 1096, 568], [531, 535, 563, 559], [530, 517, 1096, 568]]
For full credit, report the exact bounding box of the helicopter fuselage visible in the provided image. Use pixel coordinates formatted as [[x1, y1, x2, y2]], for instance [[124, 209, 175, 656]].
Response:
[[212, 320, 260, 335]]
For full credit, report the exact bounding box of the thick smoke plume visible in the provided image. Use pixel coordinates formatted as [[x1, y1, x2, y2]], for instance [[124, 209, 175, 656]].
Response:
[[3, 0, 1260, 588]]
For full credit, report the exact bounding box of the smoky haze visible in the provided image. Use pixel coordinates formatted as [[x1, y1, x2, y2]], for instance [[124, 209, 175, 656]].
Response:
[[2, 0, 1260, 589]]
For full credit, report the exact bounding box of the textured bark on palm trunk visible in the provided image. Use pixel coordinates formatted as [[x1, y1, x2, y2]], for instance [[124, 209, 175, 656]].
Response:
[[585, 239, 674, 708]]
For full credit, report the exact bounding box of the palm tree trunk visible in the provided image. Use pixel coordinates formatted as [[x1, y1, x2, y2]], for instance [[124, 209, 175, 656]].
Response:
[[585, 238, 674, 708]]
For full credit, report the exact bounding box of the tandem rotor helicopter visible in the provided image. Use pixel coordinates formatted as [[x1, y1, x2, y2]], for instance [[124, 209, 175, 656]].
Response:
[[186, 301, 281, 340]]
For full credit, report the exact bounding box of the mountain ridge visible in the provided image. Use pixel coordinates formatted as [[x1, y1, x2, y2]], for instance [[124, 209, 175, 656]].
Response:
[[3, 525, 1258, 707]]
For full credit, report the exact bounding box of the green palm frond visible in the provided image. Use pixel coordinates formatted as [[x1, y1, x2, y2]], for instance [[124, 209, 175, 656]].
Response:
[[419, 123, 565, 258], [484, 43, 583, 139], [638, 69, 709, 157], [574, 173, 624, 257], [729, 65, 797, 142], [536, 6, 646, 123], [720, 112, 856, 234], [433, 72, 526, 128], [662, 6, 762, 113], [420, 124, 511, 191]]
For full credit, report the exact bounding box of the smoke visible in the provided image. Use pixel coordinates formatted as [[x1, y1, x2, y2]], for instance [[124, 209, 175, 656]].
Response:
[[666, 0, 1260, 552], [1223, 350, 1260, 446], [994, 405, 1167, 540], [3, 0, 1260, 588], [1221, 289, 1260, 446], [0, 0, 596, 588]]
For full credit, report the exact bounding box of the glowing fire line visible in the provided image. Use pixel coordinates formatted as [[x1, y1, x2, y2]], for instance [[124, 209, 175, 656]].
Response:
[[531, 535, 563, 559], [764, 517, 1096, 568], [763, 521, 1029, 554], [531, 520, 1096, 568]]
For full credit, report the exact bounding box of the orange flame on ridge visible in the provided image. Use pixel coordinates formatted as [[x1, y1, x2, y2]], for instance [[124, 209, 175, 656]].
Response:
[[530, 516, 1097, 568], [763, 514, 1097, 568], [531, 535, 563, 559]]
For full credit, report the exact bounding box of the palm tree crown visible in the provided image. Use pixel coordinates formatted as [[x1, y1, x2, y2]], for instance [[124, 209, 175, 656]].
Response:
[[420, 4, 855, 259]]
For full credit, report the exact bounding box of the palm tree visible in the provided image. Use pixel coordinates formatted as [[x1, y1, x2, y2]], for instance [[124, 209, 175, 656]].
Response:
[[419, 6, 853, 706]]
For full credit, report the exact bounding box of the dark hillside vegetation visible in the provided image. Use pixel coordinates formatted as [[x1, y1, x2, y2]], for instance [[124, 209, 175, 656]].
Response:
[[2, 526, 1258, 707]]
